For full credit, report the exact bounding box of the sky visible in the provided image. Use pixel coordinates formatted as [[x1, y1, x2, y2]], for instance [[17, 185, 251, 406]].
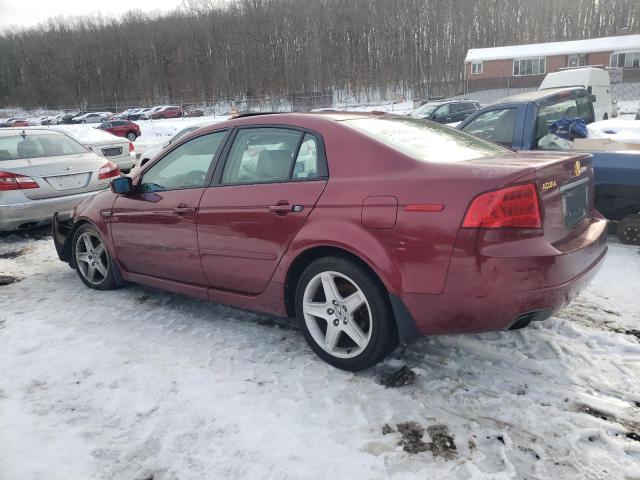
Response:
[[0, 0, 184, 31]]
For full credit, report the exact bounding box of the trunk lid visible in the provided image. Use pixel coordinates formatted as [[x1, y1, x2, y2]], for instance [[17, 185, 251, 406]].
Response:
[[2, 152, 109, 200], [464, 151, 594, 245]]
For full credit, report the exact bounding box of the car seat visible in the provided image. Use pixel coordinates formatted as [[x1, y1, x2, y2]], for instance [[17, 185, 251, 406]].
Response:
[[0, 149, 12, 160]]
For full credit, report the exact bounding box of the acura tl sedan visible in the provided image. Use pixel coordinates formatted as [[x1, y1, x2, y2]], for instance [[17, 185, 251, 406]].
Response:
[[0, 129, 120, 231], [53, 112, 607, 370]]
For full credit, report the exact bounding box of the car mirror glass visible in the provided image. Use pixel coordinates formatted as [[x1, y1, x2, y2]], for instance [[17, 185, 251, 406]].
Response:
[[110, 176, 132, 194]]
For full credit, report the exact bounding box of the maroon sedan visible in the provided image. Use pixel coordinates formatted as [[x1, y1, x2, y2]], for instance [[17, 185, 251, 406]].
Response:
[[151, 106, 184, 119], [98, 120, 141, 141], [53, 113, 607, 370]]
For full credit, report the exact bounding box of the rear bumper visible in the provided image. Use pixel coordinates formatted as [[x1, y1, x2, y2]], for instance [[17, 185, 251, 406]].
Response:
[[0, 190, 101, 232], [400, 216, 608, 336]]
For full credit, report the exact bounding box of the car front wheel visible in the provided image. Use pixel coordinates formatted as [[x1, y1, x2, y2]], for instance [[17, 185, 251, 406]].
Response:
[[72, 224, 120, 290], [295, 256, 398, 371]]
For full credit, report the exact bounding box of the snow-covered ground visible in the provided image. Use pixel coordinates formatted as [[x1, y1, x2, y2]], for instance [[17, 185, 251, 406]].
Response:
[[0, 232, 639, 480]]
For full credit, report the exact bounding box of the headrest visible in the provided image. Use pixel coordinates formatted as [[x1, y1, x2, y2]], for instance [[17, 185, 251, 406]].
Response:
[[256, 150, 292, 180], [17, 140, 40, 158]]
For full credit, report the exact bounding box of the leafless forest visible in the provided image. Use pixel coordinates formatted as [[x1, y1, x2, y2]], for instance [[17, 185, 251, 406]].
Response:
[[0, 0, 638, 109]]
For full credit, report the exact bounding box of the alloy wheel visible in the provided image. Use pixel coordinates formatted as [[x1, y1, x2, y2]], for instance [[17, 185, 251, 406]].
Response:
[[75, 232, 109, 285], [302, 271, 372, 359]]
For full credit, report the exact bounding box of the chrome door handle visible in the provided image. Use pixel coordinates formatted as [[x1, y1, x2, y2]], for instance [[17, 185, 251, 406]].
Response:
[[172, 206, 197, 215], [268, 204, 293, 213]]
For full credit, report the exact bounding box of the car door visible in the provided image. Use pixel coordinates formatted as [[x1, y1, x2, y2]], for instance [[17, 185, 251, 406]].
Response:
[[110, 130, 228, 285], [197, 127, 328, 294], [110, 121, 125, 136]]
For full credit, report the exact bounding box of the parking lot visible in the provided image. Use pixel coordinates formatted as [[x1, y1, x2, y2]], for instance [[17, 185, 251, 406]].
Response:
[[1, 229, 639, 479]]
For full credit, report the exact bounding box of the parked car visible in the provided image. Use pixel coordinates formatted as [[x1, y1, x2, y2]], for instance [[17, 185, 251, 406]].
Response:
[[185, 109, 205, 117], [409, 100, 480, 123], [54, 113, 80, 125], [456, 87, 640, 245], [151, 105, 184, 119], [3, 119, 30, 128], [72, 112, 112, 124], [98, 120, 141, 142], [53, 112, 607, 370], [139, 106, 164, 120], [0, 129, 119, 231], [539, 67, 613, 120]]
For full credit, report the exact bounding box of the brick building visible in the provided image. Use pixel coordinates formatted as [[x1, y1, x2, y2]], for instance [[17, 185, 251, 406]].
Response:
[[464, 34, 640, 91]]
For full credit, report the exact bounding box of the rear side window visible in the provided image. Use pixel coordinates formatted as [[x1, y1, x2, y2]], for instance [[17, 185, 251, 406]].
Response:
[[536, 95, 595, 140], [221, 128, 303, 184], [344, 117, 508, 163], [0, 133, 88, 160]]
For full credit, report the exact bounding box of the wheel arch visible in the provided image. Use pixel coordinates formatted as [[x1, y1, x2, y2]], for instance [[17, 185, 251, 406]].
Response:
[[282, 244, 422, 345], [283, 245, 388, 318]]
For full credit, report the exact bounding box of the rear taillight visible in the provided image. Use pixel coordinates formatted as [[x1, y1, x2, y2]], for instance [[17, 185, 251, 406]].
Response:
[[129, 142, 135, 153], [462, 183, 542, 229], [98, 161, 120, 180], [0, 171, 39, 191]]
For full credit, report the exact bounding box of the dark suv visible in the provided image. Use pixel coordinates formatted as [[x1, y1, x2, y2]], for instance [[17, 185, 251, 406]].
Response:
[[409, 100, 480, 124]]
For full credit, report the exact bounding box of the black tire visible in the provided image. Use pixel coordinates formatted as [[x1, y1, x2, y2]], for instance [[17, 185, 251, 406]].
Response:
[[617, 215, 640, 245], [295, 256, 398, 371], [603, 113, 609, 120], [126, 131, 137, 141], [71, 223, 120, 290]]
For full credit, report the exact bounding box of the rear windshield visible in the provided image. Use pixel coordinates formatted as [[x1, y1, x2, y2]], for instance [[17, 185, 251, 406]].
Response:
[[343, 117, 508, 163], [0, 133, 88, 161]]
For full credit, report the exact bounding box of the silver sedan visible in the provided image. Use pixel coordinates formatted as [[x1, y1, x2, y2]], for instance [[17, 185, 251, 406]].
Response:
[[0, 129, 119, 232]]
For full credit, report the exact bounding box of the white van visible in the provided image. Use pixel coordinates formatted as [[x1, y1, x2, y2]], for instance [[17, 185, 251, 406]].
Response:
[[539, 67, 613, 121]]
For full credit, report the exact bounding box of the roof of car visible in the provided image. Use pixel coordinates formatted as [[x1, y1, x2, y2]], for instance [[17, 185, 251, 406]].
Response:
[[489, 87, 586, 105]]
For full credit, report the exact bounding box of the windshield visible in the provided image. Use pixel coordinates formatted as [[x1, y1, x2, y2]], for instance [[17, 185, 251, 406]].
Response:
[[0, 133, 89, 160], [343, 117, 508, 163], [410, 103, 440, 117]]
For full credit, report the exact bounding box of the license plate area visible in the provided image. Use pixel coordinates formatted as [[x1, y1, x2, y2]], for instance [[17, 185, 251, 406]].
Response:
[[45, 173, 91, 191], [560, 177, 588, 227], [102, 147, 123, 157]]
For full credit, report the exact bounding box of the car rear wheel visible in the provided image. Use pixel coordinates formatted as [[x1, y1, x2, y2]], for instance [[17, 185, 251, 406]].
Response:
[[126, 131, 137, 141], [72, 224, 119, 290], [295, 256, 398, 371], [617, 215, 640, 245]]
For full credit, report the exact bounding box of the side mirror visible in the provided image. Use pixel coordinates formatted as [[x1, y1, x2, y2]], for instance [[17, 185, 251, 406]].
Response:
[[110, 176, 133, 194], [589, 94, 597, 103]]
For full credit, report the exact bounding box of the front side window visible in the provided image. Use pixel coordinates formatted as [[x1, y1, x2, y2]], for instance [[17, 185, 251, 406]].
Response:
[[0, 133, 88, 160], [434, 104, 450, 117], [513, 58, 546, 76], [221, 128, 304, 184], [141, 131, 226, 192], [461, 109, 516, 147]]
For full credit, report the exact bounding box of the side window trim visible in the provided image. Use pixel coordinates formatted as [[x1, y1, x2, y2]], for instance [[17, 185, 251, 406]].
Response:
[[209, 125, 329, 187], [139, 129, 230, 191]]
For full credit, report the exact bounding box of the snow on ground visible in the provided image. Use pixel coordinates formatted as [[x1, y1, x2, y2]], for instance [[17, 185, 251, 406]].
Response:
[[0, 232, 639, 480]]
